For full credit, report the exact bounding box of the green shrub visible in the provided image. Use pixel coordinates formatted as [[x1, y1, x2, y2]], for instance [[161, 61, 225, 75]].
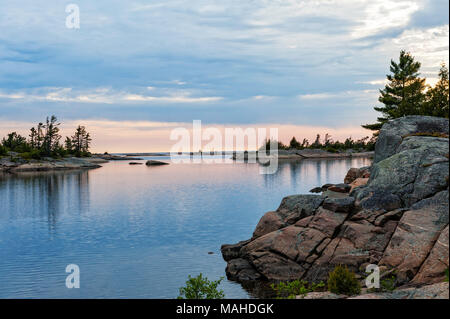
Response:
[[19, 149, 42, 160], [327, 265, 361, 296], [178, 274, 225, 299], [0, 145, 8, 156], [380, 275, 396, 292], [271, 279, 325, 299]]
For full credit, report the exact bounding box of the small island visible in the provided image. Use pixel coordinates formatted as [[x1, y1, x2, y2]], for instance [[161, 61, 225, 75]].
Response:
[[0, 116, 107, 173]]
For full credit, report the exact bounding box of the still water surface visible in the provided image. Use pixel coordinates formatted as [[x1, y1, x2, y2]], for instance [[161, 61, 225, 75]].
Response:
[[0, 156, 371, 298]]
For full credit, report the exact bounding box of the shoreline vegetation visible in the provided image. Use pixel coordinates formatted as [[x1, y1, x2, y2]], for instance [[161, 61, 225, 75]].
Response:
[[0, 116, 102, 173]]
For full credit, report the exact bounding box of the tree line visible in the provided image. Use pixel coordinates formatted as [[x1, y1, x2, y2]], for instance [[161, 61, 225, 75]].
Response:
[[261, 134, 376, 153], [0, 115, 92, 159]]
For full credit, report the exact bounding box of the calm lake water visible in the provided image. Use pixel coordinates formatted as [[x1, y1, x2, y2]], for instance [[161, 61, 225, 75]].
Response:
[[0, 156, 371, 298]]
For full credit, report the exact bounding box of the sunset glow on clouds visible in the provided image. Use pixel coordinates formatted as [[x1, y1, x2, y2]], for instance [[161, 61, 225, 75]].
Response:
[[0, 0, 448, 151]]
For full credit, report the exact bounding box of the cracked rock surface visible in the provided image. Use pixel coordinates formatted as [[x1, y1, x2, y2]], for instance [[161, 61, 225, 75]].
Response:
[[221, 116, 449, 290]]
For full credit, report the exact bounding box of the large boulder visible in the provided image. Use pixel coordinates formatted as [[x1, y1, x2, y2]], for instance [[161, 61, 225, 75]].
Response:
[[374, 115, 449, 163], [354, 136, 449, 207]]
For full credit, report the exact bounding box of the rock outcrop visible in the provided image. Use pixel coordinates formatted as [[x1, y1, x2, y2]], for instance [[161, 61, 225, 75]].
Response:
[[221, 116, 449, 296], [0, 157, 103, 172]]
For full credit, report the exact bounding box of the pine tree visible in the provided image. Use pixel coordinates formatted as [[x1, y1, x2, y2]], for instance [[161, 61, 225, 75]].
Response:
[[42, 116, 61, 156], [312, 134, 321, 148], [65, 137, 73, 153], [301, 138, 309, 148], [324, 133, 332, 146], [29, 127, 38, 149], [289, 137, 301, 149], [423, 63, 449, 118], [71, 125, 91, 156], [36, 122, 44, 148], [363, 50, 426, 131], [82, 132, 92, 153]]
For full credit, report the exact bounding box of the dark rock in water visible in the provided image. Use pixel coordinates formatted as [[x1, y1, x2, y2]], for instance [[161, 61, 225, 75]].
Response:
[[145, 160, 169, 166], [327, 183, 351, 193], [221, 239, 251, 261], [321, 183, 333, 190], [309, 187, 323, 193], [208, 251, 214, 255], [129, 162, 143, 165], [225, 258, 261, 281]]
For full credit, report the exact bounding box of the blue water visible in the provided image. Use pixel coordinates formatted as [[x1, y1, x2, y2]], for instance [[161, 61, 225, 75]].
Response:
[[0, 156, 371, 298]]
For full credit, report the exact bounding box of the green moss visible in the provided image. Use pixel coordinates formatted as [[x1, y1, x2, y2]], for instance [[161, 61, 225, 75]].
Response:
[[402, 132, 449, 139]]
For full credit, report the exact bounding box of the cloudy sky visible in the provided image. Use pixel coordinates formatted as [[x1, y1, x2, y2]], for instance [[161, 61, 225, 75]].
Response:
[[0, 0, 448, 152]]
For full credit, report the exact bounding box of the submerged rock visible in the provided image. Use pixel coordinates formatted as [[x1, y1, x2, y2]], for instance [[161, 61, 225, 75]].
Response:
[[145, 160, 169, 166]]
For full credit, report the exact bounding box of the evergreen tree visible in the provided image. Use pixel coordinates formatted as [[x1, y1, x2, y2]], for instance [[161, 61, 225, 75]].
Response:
[[82, 132, 92, 153], [29, 127, 38, 149], [324, 133, 332, 146], [42, 116, 61, 156], [423, 63, 449, 118], [363, 50, 426, 131], [36, 122, 44, 148], [301, 138, 309, 148], [71, 125, 91, 156], [65, 136, 73, 153], [312, 134, 321, 148], [289, 137, 301, 149], [1, 132, 27, 151]]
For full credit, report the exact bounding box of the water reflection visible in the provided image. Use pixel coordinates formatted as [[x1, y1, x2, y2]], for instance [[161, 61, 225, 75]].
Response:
[[261, 157, 372, 192], [0, 170, 90, 232], [0, 157, 371, 298]]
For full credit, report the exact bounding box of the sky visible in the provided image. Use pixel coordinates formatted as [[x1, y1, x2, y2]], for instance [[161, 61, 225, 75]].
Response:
[[0, 0, 448, 152]]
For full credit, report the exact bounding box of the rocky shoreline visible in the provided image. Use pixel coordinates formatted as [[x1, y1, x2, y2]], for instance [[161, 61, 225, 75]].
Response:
[[232, 150, 374, 161], [221, 116, 449, 299], [0, 156, 106, 173], [0, 153, 150, 173]]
